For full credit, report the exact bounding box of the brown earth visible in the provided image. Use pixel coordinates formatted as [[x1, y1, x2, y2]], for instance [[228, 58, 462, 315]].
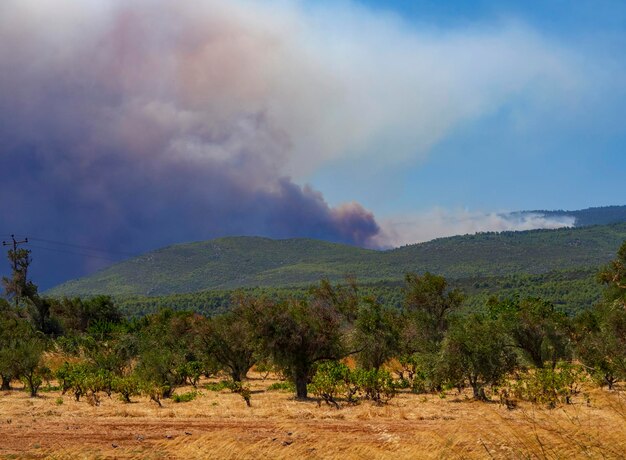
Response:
[[1, 374, 626, 459]]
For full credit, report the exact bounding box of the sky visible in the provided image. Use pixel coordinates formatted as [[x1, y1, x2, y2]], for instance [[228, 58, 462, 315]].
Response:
[[0, 0, 625, 289]]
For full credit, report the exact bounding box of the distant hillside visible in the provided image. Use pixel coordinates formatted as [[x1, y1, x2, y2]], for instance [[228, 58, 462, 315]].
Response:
[[48, 223, 626, 297], [519, 205, 626, 227]]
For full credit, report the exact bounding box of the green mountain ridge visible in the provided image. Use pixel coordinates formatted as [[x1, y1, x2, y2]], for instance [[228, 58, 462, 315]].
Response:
[[48, 223, 626, 297]]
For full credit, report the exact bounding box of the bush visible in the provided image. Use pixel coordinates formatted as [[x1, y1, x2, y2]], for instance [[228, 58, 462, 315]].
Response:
[[352, 368, 397, 405], [112, 375, 141, 403], [177, 361, 203, 388], [140, 381, 168, 407], [56, 362, 89, 401], [204, 380, 231, 392], [266, 381, 295, 392], [172, 390, 202, 403], [510, 361, 587, 408], [227, 381, 251, 407], [310, 361, 351, 408]]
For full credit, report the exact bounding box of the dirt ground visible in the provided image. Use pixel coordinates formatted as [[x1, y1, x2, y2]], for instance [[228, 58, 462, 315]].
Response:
[[1, 374, 626, 459]]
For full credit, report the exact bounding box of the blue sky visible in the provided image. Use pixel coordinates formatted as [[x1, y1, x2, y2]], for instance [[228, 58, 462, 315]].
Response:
[[306, 0, 626, 235], [1, 0, 625, 287]]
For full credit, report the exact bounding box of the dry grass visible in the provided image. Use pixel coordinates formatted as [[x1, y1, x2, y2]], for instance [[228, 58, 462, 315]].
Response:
[[1, 373, 625, 459]]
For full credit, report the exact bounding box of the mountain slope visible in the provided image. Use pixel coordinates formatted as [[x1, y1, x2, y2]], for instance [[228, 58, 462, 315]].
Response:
[[520, 205, 626, 227], [48, 223, 626, 297]]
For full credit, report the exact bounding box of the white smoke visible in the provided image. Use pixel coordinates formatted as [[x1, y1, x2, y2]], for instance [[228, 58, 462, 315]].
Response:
[[373, 208, 576, 248]]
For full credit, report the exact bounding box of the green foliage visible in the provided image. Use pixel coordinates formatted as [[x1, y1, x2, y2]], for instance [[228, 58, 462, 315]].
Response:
[[198, 298, 259, 382], [310, 362, 396, 406], [309, 361, 352, 408], [140, 380, 167, 407], [351, 368, 397, 405], [226, 380, 252, 407], [0, 315, 48, 397], [56, 360, 116, 405], [574, 299, 626, 389], [48, 223, 626, 298], [440, 314, 517, 400], [354, 299, 400, 370], [509, 361, 587, 408], [396, 353, 440, 394], [2, 248, 38, 306], [204, 380, 232, 392], [266, 381, 295, 392], [134, 310, 203, 398], [489, 296, 571, 368], [251, 287, 347, 399], [172, 390, 202, 403], [112, 375, 141, 403], [598, 239, 626, 305]]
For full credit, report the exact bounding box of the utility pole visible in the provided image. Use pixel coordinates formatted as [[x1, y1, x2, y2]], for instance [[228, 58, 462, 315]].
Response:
[[2, 234, 29, 307]]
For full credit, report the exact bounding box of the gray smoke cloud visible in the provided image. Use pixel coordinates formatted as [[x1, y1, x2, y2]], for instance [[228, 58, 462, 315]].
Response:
[[0, 1, 584, 288], [0, 1, 384, 287]]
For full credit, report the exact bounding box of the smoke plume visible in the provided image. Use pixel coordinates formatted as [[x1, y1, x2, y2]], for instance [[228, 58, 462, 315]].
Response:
[[0, 1, 582, 287]]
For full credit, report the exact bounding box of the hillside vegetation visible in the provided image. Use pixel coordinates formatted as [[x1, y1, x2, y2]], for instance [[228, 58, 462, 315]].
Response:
[[49, 223, 626, 297]]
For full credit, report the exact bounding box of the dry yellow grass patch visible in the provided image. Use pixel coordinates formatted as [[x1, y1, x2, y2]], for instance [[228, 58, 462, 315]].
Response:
[[1, 372, 625, 459]]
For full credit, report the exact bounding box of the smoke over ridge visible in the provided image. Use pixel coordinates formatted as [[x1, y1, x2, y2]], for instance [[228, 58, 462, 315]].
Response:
[[0, 0, 583, 287]]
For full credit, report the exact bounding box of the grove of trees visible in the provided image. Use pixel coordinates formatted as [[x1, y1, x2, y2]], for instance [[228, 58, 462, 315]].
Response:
[[1, 241, 626, 409]]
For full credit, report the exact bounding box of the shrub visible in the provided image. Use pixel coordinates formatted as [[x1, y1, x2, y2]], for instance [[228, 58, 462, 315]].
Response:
[[310, 361, 351, 408], [176, 361, 202, 388], [352, 368, 397, 405], [227, 381, 251, 407], [172, 390, 202, 403], [266, 381, 295, 392], [140, 381, 168, 407], [112, 375, 141, 403], [511, 361, 587, 408], [204, 380, 231, 392]]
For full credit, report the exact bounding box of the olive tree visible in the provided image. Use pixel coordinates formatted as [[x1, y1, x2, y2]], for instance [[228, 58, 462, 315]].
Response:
[[253, 297, 346, 399]]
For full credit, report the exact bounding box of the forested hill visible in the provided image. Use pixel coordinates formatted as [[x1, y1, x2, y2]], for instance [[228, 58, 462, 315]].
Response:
[[48, 223, 626, 297], [519, 205, 626, 227]]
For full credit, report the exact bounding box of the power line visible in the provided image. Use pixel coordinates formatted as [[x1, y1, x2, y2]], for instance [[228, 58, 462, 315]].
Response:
[[26, 244, 121, 262], [27, 237, 136, 257]]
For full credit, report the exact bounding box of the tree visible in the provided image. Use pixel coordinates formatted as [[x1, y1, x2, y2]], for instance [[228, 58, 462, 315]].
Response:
[[134, 310, 202, 398], [488, 296, 571, 368], [403, 272, 464, 344], [353, 298, 400, 370], [574, 305, 626, 389], [253, 296, 345, 399], [2, 248, 37, 307], [398, 273, 463, 391], [598, 240, 626, 306], [0, 311, 48, 396], [198, 297, 259, 382], [51, 295, 122, 334], [574, 244, 626, 388], [308, 277, 360, 322], [440, 314, 517, 400]]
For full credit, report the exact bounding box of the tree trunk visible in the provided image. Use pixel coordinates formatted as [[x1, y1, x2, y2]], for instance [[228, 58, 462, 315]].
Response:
[[1, 375, 11, 391], [294, 372, 308, 399], [470, 376, 487, 401], [231, 369, 242, 382], [472, 385, 487, 401]]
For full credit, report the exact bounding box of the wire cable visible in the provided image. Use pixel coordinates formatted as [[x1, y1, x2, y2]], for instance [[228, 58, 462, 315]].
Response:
[[27, 237, 136, 257], [25, 244, 122, 262]]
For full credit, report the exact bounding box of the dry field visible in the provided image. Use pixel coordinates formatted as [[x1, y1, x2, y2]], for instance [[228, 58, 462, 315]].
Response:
[[1, 373, 626, 459]]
